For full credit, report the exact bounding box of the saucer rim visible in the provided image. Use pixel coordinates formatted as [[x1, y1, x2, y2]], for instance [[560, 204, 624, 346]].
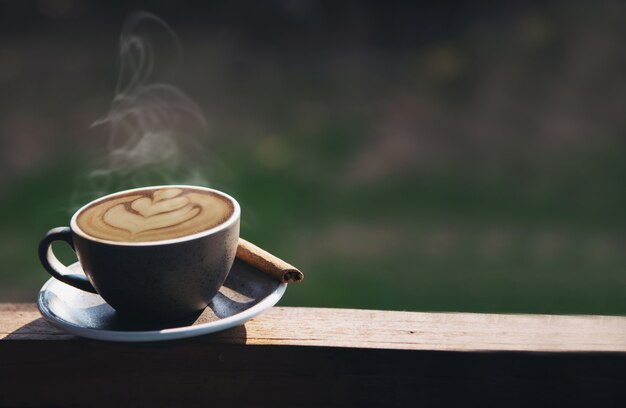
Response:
[[37, 267, 287, 342]]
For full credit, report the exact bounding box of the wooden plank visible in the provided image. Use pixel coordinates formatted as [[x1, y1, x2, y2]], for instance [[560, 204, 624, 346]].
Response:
[[1, 304, 626, 407], [1, 341, 623, 407], [1, 304, 625, 352]]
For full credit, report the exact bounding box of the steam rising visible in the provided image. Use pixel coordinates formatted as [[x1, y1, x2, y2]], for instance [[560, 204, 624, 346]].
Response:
[[74, 12, 209, 208]]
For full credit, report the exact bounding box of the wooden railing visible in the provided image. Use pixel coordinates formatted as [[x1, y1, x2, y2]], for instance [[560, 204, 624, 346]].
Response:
[[1, 304, 625, 407]]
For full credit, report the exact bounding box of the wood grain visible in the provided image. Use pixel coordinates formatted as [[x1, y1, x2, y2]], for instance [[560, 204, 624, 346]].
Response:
[[1, 304, 625, 352], [1, 304, 625, 407]]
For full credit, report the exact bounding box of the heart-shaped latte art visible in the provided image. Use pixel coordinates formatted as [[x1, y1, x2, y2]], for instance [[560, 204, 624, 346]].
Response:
[[131, 194, 190, 218], [77, 187, 234, 242]]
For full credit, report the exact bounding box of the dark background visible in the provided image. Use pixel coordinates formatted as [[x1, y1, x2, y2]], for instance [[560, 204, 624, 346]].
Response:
[[1, 0, 624, 314]]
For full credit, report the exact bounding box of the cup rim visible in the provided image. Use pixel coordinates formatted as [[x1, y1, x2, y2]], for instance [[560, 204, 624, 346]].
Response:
[[70, 185, 241, 246]]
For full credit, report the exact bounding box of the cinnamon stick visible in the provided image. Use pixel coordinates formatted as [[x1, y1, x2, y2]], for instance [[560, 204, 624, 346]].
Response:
[[236, 238, 304, 283]]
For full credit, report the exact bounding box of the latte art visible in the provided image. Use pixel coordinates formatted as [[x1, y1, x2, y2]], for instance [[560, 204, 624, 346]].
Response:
[[77, 187, 234, 242]]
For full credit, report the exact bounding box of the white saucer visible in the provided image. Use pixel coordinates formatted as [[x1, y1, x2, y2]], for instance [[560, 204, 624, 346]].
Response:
[[38, 259, 287, 342]]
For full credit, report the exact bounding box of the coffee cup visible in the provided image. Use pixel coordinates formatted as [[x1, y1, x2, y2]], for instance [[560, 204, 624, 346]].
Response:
[[38, 185, 240, 321]]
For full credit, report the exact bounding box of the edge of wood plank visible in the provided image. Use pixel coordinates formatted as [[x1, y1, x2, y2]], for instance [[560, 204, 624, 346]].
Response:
[[1, 304, 625, 353]]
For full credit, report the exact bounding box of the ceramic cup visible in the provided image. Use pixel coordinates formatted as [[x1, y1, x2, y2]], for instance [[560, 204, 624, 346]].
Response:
[[38, 185, 241, 321]]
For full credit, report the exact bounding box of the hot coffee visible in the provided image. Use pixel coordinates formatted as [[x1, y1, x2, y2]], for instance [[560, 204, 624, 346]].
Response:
[[40, 185, 240, 320], [76, 187, 234, 242]]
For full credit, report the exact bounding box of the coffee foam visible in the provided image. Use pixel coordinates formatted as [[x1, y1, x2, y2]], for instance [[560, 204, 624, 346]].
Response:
[[77, 187, 234, 242]]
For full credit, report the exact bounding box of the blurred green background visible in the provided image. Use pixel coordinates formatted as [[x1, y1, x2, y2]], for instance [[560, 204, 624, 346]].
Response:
[[1, 1, 624, 314]]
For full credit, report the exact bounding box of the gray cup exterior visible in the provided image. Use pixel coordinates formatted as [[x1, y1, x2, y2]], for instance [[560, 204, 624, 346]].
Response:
[[38, 186, 240, 322], [74, 218, 239, 320]]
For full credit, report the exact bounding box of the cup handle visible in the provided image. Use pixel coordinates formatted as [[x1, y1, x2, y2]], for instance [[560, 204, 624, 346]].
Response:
[[38, 227, 98, 293]]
